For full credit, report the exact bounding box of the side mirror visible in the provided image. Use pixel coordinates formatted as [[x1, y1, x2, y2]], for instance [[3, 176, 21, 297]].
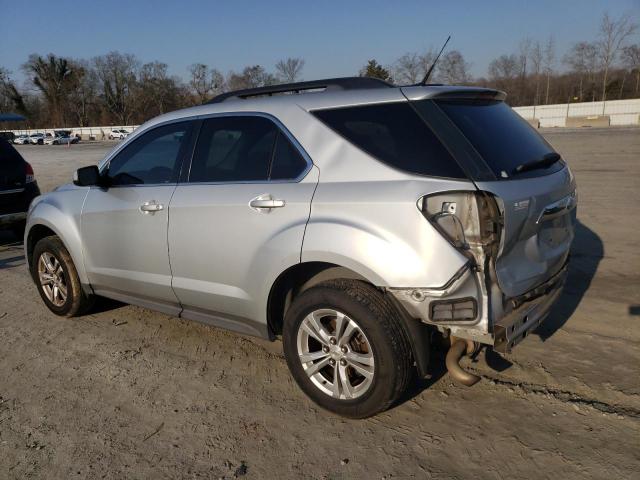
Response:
[[73, 165, 101, 186]]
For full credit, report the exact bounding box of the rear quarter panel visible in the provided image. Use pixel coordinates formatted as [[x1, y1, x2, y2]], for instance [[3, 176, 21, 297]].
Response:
[[302, 179, 474, 288]]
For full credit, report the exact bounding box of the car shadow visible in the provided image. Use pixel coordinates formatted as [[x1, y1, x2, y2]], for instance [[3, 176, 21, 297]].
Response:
[[534, 219, 603, 341], [0, 230, 25, 269]]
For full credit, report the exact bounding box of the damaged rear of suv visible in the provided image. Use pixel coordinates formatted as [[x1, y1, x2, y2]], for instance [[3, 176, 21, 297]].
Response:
[[306, 84, 576, 393]]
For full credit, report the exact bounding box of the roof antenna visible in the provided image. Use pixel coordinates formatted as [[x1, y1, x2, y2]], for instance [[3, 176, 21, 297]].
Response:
[[419, 35, 451, 85]]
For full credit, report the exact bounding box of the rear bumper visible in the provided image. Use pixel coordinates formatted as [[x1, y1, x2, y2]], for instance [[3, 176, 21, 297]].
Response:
[[389, 259, 568, 351], [493, 263, 568, 353]]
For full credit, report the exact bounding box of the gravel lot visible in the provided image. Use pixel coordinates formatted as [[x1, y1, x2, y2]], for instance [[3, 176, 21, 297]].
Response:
[[1, 129, 639, 479]]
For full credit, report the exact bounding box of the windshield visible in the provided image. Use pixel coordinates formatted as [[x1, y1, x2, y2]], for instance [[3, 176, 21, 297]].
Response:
[[434, 99, 564, 179]]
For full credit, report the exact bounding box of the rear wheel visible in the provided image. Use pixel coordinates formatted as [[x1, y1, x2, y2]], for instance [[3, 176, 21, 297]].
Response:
[[283, 280, 412, 418], [32, 236, 94, 317]]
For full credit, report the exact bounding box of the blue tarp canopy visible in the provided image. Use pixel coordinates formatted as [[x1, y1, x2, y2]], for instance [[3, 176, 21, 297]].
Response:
[[0, 113, 26, 122]]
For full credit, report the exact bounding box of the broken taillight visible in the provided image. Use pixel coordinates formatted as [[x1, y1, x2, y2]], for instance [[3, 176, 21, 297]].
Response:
[[25, 162, 35, 183]]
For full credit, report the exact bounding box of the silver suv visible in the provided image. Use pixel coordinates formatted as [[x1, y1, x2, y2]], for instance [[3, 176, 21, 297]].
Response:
[[25, 78, 576, 418]]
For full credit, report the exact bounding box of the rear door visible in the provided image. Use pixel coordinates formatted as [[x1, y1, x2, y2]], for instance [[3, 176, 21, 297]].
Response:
[[167, 114, 316, 335], [0, 138, 27, 215], [417, 97, 576, 298]]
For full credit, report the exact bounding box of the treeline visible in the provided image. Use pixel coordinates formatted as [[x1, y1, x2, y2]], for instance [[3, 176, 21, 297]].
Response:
[[0, 55, 306, 128], [0, 13, 637, 128]]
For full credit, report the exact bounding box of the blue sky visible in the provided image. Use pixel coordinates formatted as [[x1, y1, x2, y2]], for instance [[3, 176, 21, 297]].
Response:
[[1, 0, 638, 84]]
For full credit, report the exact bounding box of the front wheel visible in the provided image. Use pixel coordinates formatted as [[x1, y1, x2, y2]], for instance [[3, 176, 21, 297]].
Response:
[[31, 236, 94, 317], [283, 280, 413, 418]]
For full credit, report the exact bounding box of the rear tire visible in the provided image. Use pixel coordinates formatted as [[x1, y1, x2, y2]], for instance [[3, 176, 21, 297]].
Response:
[[31, 235, 94, 317], [283, 280, 412, 418]]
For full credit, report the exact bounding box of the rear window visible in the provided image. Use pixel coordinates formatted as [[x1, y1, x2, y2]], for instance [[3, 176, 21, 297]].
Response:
[[434, 100, 563, 179], [1, 138, 24, 170], [312, 102, 466, 179]]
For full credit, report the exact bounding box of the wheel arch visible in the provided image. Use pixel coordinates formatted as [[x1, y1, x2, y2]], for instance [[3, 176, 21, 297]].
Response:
[[267, 262, 370, 337], [267, 261, 432, 378]]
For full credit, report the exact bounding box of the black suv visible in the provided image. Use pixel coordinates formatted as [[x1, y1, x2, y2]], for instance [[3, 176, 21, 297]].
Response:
[[0, 138, 40, 238]]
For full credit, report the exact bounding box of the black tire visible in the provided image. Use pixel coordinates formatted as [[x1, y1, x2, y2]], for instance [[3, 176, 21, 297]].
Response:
[[283, 279, 413, 418], [31, 235, 94, 317]]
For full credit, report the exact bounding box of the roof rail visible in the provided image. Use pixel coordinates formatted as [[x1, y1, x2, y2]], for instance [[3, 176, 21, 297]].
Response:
[[206, 77, 393, 104]]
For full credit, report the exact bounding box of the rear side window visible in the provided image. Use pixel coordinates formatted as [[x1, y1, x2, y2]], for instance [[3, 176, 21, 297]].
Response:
[[434, 100, 563, 179], [312, 102, 465, 179], [270, 132, 308, 180]]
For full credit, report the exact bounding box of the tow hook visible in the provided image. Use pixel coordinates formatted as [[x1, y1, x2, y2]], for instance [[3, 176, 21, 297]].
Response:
[[446, 337, 480, 386]]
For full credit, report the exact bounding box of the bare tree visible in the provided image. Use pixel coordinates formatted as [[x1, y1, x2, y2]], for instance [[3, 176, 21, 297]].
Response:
[[0, 68, 28, 116], [188, 63, 223, 103], [563, 42, 599, 100], [488, 54, 520, 93], [226, 65, 276, 91], [275, 58, 305, 83], [394, 49, 436, 84], [530, 41, 544, 107], [622, 44, 640, 94], [597, 13, 638, 101], [22, 54, 80, 126], [68, 59, 99, 127], [93, 52, 139, 125], [436, 50, 471, 84], [543, 36, 555, 104], [518, 38, 532, 103]]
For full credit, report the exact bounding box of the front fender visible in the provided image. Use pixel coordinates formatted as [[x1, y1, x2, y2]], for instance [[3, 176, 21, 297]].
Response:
[[25, 188, 89, 285]]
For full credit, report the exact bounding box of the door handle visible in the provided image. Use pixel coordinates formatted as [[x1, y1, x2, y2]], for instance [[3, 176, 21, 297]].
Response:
[[249, 195, 285, 211], [140, 201, 164, 214]]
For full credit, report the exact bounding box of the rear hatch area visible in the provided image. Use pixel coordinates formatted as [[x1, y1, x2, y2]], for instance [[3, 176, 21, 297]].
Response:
[[407, 90, 577, 299]]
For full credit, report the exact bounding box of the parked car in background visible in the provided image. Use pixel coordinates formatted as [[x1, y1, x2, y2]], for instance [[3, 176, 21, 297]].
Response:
[[25, 77, 576, 418], [0, 131, 15, 142], [1, 138, 40, 237], [44, 133, 79, 145], [108, 129, 129, 140], [13, 135, 30, 145], [29, 133, 49, 145]]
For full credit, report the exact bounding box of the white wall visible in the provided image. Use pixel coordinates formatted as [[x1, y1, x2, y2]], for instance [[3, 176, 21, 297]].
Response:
[[514, 99, 640, 127]]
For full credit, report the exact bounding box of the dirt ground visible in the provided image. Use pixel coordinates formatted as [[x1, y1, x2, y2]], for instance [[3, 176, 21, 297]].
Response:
[[1, 129, 639, 479]]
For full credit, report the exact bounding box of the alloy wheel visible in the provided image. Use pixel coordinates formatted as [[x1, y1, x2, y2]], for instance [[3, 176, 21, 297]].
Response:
[[37, 252, 68, 307], [296, 309, 375, 400]]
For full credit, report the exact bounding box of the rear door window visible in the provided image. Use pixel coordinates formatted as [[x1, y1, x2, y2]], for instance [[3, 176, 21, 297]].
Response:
[[312, 102, 466, 179], [189, 116, 277, 183], [433, 99, 563, 179]]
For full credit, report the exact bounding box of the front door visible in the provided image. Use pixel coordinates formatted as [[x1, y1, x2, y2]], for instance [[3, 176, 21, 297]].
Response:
[[81, 121, 194, 312]]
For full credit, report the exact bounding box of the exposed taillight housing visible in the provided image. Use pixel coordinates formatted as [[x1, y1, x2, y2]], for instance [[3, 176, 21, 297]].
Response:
[[25, 162, 35, 183], [419, 191, 500, 254]]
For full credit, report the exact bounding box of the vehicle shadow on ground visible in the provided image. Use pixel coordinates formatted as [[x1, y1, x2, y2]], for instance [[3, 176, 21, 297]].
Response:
[[0, 231, 25, 269], [535, 219, 603, 341]]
